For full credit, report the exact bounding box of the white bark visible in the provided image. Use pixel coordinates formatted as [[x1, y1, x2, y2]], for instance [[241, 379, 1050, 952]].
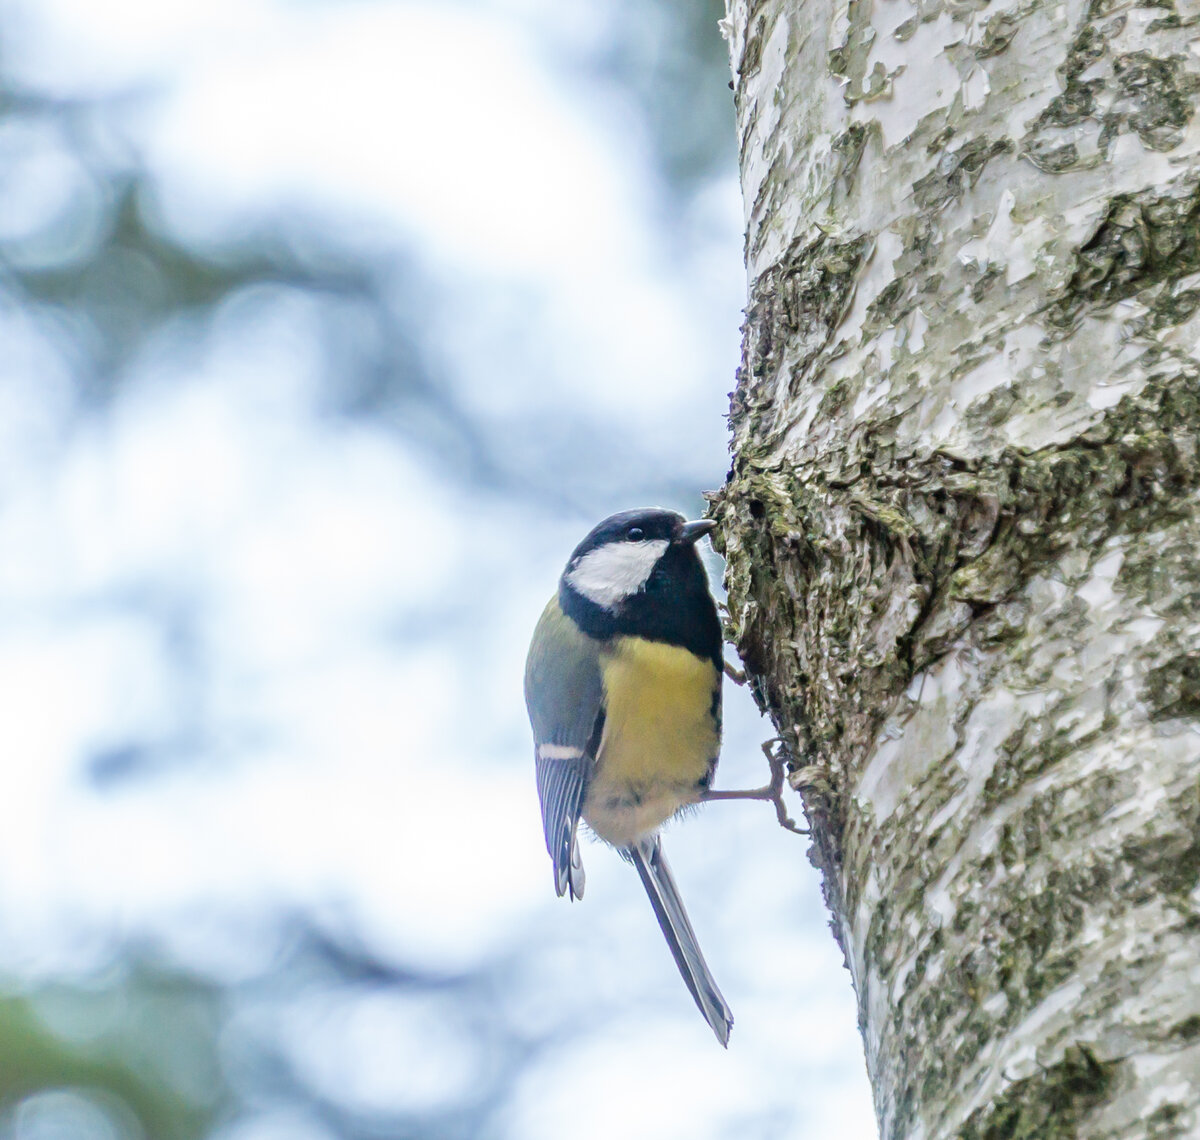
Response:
[[714, 0, 1200, 1136]]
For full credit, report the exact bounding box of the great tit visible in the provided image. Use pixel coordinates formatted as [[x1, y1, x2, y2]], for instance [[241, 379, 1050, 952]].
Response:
[[524, 507, 733, 1045]]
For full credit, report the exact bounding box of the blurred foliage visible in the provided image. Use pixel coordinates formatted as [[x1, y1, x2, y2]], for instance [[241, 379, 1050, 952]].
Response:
[[599, 0, 734, 191], [0, 0, 736, 1136], [0, 968, 222, 1140], [0, 922, 557, 1140], [2, 96, 492, 481]]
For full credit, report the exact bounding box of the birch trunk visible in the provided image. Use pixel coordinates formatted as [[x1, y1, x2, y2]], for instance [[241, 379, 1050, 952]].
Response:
[[711, 0, 1200, 1136]]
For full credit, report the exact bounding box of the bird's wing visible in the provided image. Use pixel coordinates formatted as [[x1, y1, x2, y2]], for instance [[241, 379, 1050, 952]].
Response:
[[524, 597, 605, 900], [533, 742, 594, 900]]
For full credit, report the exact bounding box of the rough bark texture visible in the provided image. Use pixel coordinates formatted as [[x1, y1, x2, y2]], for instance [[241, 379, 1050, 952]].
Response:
[[711, 0, 1200, 1137]]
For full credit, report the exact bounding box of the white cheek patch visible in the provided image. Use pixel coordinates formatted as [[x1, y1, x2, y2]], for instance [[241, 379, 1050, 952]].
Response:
[[566, 539, 669, 610]]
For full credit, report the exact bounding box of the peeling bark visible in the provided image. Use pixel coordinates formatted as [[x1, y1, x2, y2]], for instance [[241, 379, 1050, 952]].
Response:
[[712, 0, 1200, 1136]]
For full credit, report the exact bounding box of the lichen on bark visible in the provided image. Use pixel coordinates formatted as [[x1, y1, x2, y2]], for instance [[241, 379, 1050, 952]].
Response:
[[715, 0, 1200, 1135]]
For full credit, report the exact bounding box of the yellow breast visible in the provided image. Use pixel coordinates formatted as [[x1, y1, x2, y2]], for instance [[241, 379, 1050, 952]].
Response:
[[583, 636, 721, 847]]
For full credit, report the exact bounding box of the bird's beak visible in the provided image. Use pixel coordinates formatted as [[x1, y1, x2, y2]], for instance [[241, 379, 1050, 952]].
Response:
[[679, 519, 717, 545]]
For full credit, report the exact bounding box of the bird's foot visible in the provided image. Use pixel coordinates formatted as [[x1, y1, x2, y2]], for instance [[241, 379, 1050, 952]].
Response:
[[701, 739, 808, 836]]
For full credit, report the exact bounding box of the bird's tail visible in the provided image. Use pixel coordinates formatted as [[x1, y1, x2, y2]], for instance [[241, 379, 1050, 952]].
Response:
[[628, 836, 733, 1046]]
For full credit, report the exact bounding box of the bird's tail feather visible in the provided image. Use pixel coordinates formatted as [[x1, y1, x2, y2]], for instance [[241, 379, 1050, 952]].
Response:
[[628, 836, 733, 1046]]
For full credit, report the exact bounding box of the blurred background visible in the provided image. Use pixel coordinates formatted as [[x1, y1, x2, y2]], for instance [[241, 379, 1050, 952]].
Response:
[[0, 0, 876, 1136]]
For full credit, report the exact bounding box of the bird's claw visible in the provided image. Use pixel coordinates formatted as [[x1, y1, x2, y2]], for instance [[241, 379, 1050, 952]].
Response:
[[761, 738, 808, 836]]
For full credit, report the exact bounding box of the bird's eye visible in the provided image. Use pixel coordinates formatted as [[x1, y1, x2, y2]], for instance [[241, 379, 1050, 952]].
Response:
[[627, 527, 644, 542]]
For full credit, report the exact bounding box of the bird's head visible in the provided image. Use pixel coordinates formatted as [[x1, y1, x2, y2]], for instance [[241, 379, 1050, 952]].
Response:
[[560, 508, 716, 618]]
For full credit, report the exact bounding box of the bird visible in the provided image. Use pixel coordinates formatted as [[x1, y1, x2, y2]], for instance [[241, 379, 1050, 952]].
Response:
[[523, 507, 734, 1045]]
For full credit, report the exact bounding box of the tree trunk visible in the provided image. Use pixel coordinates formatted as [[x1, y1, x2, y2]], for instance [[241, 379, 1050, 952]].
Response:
[[712, 0, 1200, 1136]]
